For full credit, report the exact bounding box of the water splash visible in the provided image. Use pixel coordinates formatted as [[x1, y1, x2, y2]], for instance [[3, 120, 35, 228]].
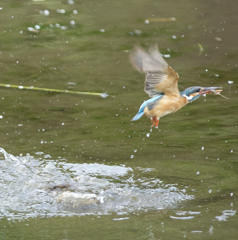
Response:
[[0, 148, 194, 220]]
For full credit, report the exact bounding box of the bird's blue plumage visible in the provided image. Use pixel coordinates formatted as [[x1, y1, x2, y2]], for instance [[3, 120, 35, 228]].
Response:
[[131, 95, 163, 121]]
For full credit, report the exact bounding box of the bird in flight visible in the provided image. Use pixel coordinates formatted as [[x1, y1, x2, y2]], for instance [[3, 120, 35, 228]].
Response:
[[130, 44, 223, 128]]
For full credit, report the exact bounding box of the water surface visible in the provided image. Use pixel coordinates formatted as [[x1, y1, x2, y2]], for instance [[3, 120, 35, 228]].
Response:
[[0, 0, 237, 239]]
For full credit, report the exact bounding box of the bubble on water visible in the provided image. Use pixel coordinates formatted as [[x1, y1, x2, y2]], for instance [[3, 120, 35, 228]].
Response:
[[144, 20, 150, 24], [231, 150, 233, 153], [208, 189, 212, 193], [201, 147, 204, 150], [172, 35, 177, 39], [196, 171, 200, 175], [130, 155, 134, 159], [68, 0, 75, 4], [100, 29, 105, 33], [228, 81, 233, 84], [73, 10, 78, 14], [230, 193, 233, 196], [0, 115, 3, 119], [134, 149, 137, 153], [146, 133, 150, 137]]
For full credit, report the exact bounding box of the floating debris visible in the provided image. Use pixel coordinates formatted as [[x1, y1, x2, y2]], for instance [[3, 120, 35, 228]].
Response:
[[0, 83, 108, 98], [134, 29, 142, 35], [215, 37, 222, 41], [28, 27, 39, 33], [145, 17, 176, 22], [198, 43, 204, 55]]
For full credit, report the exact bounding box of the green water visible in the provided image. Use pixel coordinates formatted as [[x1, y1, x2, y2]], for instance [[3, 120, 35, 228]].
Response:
[[0, 0, 238, 239]]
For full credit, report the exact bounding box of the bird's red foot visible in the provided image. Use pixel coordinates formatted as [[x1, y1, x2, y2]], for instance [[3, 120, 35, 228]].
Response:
[[150, 117, 159, 128]]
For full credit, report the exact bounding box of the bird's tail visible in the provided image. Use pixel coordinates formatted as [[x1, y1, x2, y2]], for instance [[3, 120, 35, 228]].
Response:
[[131, 112, 144, 121]]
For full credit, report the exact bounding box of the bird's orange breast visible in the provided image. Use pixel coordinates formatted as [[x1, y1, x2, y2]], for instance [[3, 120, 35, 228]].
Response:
[[144, 95, 188, 118]]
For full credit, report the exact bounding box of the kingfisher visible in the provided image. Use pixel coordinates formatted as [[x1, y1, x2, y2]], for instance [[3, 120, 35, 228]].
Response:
[[130, 44, 222, 128]]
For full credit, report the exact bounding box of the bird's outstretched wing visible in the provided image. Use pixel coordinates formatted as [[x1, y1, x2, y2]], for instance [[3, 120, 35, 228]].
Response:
[[130, 44, 180, 97]]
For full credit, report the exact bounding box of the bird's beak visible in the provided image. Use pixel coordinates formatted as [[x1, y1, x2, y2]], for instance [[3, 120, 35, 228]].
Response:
[[199, 87, 223, 95]]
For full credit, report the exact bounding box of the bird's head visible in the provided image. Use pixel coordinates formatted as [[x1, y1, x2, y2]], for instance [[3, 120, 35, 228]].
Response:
[[182, 86, 222, 102]]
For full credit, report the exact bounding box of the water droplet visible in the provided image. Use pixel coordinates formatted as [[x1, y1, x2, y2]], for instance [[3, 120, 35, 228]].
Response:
[[100, 93, 108, 98], [44, 10, 50, 16], [35, 25, 41, 30]]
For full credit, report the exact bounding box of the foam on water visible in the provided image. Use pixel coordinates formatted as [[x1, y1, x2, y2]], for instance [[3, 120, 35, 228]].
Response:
[[0, 148, 194, 220]]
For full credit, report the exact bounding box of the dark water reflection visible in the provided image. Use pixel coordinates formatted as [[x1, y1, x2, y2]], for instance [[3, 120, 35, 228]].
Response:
[[0, 0, 237, 239]]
